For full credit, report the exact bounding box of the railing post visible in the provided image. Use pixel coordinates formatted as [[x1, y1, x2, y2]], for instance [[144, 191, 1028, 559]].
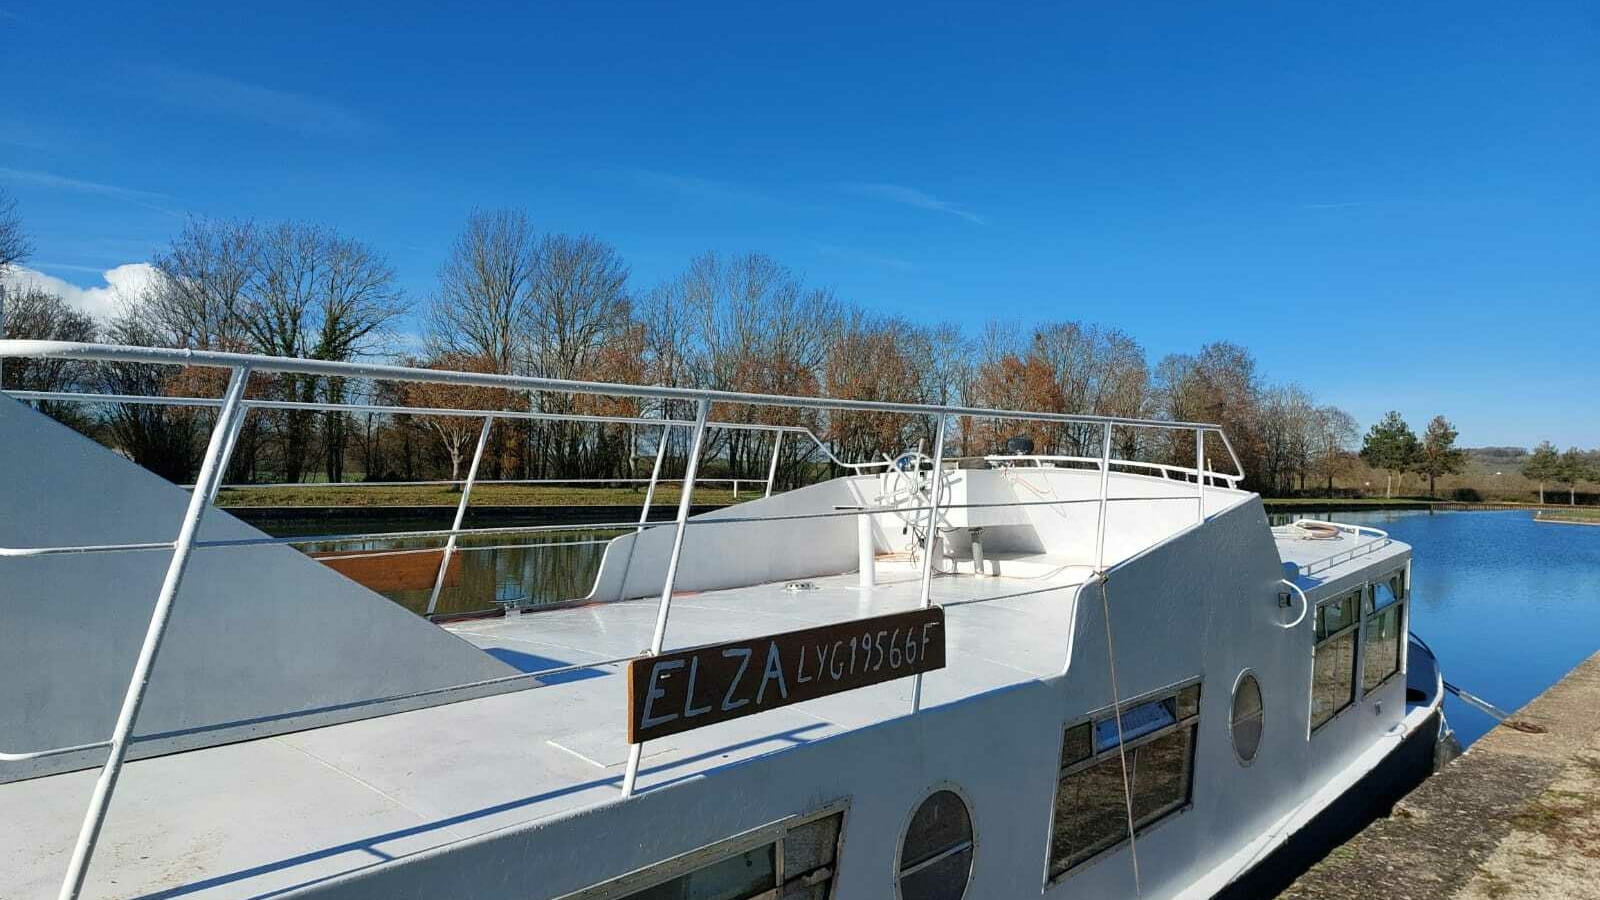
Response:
[[56, 365, 251, 900], [614, 422, 674, 599], [206, 401, 253, 505], [764, 431, 783, 498], [1195, 427, 1206, 525], [622, 397, 711, 797], [638, 423, 671, 530], [425, 415, 494, 618], [911, 415, 948, 714], [1093, 422, 1113, 572]]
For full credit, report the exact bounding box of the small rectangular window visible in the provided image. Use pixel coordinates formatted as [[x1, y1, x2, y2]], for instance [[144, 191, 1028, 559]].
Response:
[[573, 806, 847, 900], [1362, 575, 1405, 695], [1048, 682, 1200, 881], [1311, 589, 1360, 730], [625, 846, 774, 900], [1315, 591, 1358, 641]]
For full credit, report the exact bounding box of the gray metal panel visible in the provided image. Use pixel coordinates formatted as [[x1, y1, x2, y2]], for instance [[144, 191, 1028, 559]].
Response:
[[0, 395, 518, 782]]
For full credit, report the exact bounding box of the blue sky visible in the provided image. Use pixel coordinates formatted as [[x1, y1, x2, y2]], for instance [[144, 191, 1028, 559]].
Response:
[[2, 1, 1596, 446]]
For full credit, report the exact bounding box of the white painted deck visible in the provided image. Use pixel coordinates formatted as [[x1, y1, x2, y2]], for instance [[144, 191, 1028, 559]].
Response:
[[1271, 525, 1397, 580], [0, 561, 1089, 900]]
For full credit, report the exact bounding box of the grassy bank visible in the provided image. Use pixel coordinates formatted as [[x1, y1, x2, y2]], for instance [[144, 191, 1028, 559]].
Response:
[[1534, 508, 1600, 525], [215, 483, 748, 508], [1262, 497, 1438, 509]]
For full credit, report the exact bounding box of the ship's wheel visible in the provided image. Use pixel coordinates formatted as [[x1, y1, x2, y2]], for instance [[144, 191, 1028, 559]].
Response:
[[877, 450, 954, 555]]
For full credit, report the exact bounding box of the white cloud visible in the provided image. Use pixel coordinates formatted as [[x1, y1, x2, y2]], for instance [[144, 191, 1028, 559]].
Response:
[[2, 263, 159, 321], [0, 167, 167, 202], [129, 65, 370, 138], [846, 182, 987, 226]]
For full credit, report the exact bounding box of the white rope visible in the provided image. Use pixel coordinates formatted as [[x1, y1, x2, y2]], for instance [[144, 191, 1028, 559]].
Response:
[[1100, 575, 1143, 897], [1001, 466, 1073, 521]]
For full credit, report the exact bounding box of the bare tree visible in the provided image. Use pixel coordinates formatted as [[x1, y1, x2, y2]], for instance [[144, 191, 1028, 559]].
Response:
[[99, 312, 205, 482], [0, 188, 30, 275], [1, 288, 97, 428], [145, 218, 258, 351], [400, 353, 513, 484], [1309, 406, 1359, 496], [234, 222, 406, 482], [313, 234, 407, 481], [1258, 384, 1316, 494], [1155, 342, 1263, 488], [525, 233, 632, 475], [426, 209, 539, 375]]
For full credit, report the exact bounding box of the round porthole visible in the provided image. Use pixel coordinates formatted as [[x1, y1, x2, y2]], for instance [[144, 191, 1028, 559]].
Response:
[[1231, 671, 1264, 764], [896, 787, 974, 900]]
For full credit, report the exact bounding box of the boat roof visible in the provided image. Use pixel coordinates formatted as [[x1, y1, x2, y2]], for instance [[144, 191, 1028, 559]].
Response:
[[1271, 520, 1410, 586], [0, 559, 1090, 900]]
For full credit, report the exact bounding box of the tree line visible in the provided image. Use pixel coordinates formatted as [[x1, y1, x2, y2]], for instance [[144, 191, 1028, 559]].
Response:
[[0, 190, 1516, 499]]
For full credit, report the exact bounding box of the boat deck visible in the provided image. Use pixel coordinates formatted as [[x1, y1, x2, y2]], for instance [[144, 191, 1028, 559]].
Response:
[[0, 560, 1090, 900]]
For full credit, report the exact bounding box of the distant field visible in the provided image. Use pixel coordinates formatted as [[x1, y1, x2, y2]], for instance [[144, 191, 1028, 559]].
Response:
[[215, 483, 750, 508]]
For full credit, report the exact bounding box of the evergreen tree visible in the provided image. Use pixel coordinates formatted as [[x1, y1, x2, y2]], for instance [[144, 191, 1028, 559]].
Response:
[[1522, 441, 1561, 505], [1415, 415, 1466, 498], [1558, 447, 1592, 506], [1359, 411, 1418, 498]]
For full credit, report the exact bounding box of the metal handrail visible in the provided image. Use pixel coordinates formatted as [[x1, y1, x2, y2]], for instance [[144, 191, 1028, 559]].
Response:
[[1, 388, 885, 473], [0, 340, 1233, 430], [983, 453, 1244, 487], [0, 339, 1247, 898]]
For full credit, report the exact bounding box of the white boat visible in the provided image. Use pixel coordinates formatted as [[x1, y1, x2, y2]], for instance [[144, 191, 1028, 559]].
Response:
[[0, 340, 1447, 900]]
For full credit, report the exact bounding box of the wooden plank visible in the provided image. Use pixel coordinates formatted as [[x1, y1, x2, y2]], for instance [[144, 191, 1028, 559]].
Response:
[[627, 607, 946, 743], [309, 549, 461, 594]]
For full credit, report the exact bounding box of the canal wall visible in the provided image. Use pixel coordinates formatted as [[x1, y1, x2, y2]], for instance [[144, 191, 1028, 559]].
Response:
[[1279, 650, 1600, 899]]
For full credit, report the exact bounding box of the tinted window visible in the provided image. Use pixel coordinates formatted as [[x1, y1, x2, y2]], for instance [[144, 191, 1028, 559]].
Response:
[[1049, 683, 1200, 880], [601, 808, 846, 900], [1230, 673, 1263, 763], [1311, 629, 1357, 728], [626, 846, 774, 900], [898, 790, 973, 900], [1363, 603, 1403, 694], [1315, 591, 1359, 640]]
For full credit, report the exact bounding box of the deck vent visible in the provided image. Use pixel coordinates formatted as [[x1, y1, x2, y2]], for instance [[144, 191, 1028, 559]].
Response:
[[782, 581, 819, 592]]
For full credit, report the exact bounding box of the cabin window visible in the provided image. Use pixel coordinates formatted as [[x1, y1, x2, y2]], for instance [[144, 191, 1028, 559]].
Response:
[[1230, 672, 1264, 764], [571, 805, 846, 900], [1311, 590, 1360, 730], [1048, 682, 1200, 881], [1362, 573, 1406, 695], [897, 788, 974, 900]]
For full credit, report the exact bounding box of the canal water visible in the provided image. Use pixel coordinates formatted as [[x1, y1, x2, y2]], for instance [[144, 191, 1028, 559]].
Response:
[[264, 507, 1600, 747], [1283, 509, 1600, 746]]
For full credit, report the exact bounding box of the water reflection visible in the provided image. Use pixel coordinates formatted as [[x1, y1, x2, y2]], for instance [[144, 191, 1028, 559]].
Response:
[[291, 526, 625, 617]]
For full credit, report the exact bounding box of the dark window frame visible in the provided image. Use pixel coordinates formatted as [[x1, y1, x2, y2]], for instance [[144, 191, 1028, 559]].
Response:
[[1360, 568, 1408, 697], [557, 800, 850, 900], [1310, 589, 1362, 733], [1046, 679, 1202, 884]]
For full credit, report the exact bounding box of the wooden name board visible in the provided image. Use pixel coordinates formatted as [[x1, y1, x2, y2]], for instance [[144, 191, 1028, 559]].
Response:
[[627, 607, 946, 743]]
